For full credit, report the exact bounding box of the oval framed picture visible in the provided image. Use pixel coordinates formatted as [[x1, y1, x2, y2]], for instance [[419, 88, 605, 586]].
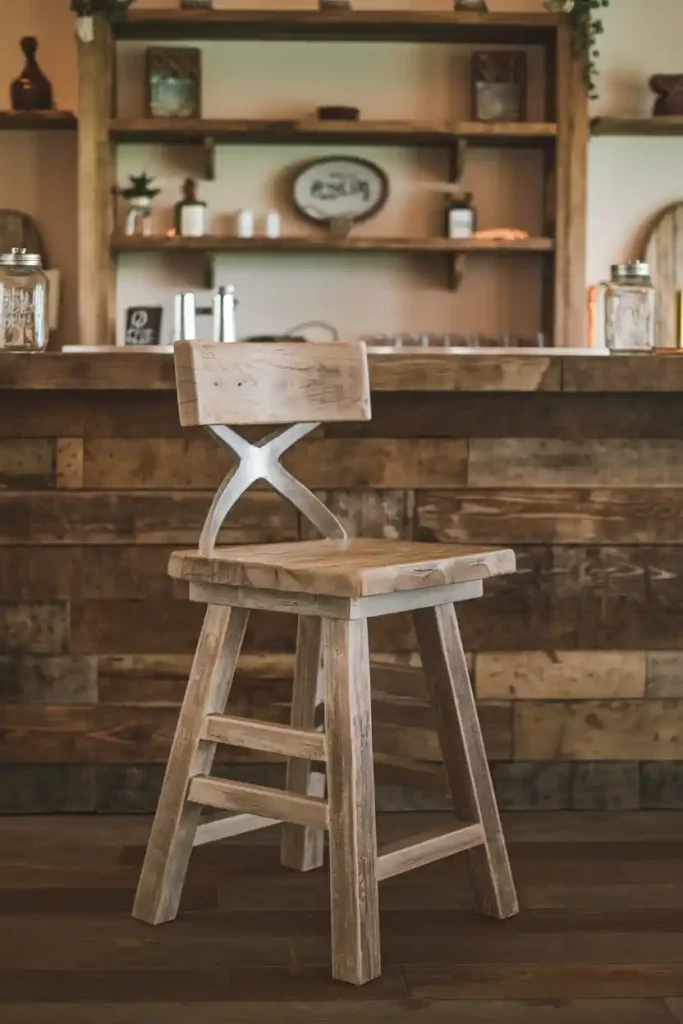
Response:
[[291, 156, 389, 225]]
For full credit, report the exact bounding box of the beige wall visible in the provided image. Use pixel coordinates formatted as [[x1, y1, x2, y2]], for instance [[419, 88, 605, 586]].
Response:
[[0, 0, 681, 344]]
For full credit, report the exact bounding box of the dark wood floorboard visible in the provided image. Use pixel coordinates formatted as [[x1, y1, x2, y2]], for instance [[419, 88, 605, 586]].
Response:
[[0, 813, 682, 1023]]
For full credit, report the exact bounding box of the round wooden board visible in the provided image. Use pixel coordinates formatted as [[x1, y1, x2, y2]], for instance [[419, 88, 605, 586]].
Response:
[[643, 201, 683, 348]]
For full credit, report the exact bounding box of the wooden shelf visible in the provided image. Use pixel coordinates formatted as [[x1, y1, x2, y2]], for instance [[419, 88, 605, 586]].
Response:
[[591, 116, 683, 137], [0, 111, 77, 131], [111, 235, 554, 255], [113, 9, 562, 44], [110, 118, 557, 147]]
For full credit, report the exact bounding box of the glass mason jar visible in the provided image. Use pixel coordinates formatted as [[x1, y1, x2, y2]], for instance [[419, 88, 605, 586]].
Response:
[[0, 248, 49, 352], [604, 261, 657, 353]]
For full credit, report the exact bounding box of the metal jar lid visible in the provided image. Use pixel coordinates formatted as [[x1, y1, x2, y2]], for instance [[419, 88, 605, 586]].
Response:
[[0, 247, 42, 268], [611, 260, 651, 278]]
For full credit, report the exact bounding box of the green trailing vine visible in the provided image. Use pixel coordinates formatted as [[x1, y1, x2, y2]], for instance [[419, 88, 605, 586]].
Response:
[[571, 0, 610, 99]]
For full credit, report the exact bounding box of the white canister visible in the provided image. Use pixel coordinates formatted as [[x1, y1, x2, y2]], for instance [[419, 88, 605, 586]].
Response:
[[179, 204, 206, 238], [265, 209, 281, 239], [236, 209, 255, 239]]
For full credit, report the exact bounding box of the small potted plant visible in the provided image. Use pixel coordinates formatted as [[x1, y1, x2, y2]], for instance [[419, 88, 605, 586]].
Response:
[[118, 172, 161, 238]]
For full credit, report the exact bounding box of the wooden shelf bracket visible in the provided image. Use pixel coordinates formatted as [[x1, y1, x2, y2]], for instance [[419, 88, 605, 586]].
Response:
[[448, 139, 468, 184], [203, 137, 216, 181], [447, 254, 466, 292]]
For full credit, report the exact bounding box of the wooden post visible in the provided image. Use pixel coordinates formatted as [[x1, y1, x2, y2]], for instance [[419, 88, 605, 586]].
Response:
[[554, 18, 589, 348], [77, 16, 115, 346]]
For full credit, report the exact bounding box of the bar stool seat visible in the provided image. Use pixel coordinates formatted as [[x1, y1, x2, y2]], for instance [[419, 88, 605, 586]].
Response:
[[133, 340, 518, 986], [170, 538, 515, 598]]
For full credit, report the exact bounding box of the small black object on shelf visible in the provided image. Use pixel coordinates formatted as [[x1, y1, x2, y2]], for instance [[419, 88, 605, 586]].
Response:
[[11, 37, 54, 112], [317, 106, 360, 121]]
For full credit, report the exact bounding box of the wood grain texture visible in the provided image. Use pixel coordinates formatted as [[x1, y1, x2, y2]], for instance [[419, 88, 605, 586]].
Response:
[[281, 616, 326, 873], [113, 234, 555, 255], [188, 775, 328, 828], [468, 438, 683, 487], [170, 539, 515, 599], [133, 604, 249, 924], [0, 491, 298, 545], [376, 822, 485, 882], [553, 19, 588, 348], [0, 602, 68, 655], [115, 8, 563, 43], [417, 488, 683, 545], [413, 604, 518, 920], [475, 652, 646, 700], [0, 440, 54, 488], [55, 439, 84, 489], [301, 491, 414, 542], [323, 616, 381, 985], [77, 15, 115, 346], [175, 340, 371, 427], [111, 117, 557, 145], [370, 354, 560, 393], [515, 700, 683, 761], [81, 437, 467, 490], [564, 357, 683, 393], [0, 655, 98, 704]]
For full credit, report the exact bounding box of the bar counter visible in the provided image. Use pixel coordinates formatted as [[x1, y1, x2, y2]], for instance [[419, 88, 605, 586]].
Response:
[[2, 350, 683, 814]]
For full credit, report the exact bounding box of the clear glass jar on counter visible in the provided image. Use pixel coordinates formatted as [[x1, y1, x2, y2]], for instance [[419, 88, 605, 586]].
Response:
[[604, 261, 657, 353], [0, 247, 48, 352]]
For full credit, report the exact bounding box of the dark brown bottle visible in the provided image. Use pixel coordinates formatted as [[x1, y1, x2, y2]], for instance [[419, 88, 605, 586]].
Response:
[[11, 37, 54, 112]]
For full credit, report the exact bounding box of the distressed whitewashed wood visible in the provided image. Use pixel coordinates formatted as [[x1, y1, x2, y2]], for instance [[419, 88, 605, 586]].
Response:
[[281, 616, 327, 873], [132, 604, 249, 925], [187, 774, 329, 828], [189, 579, 483, 618], [193, 813, 279, 846], [201, 713, 327, 760], [174, 341, 371, 426], [376, 822, 485, 881], [171, 539, 515, 599], [413, 603, 518, 920], [324, 616, 381, 985]]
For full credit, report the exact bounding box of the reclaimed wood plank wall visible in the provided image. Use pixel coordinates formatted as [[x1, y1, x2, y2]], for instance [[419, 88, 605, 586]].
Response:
[[2, 386, 683, 813]]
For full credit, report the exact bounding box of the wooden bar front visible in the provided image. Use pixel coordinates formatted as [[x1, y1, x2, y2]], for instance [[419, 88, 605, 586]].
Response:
[[2, 353, 682, 813]]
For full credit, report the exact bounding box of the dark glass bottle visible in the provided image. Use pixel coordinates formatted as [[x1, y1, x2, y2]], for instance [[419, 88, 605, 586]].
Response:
[[445, 192, 476, 239], [174, 179, 207, 238], [11, 37, 54, 112]]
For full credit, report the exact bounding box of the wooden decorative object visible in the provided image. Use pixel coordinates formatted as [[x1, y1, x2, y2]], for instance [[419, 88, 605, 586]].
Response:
[[650, 75, 683, 116], [472, 51, 527, 122], [10, 37, 54, 112], [146, 47, 201, 119]]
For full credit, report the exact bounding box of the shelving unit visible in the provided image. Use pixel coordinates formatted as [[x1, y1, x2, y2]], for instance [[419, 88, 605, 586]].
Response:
[[0, 111, 77, 131], [112, 235, 555, 254], [592, 116, 683, 137], [77, 8, 587, 347], [110, 118, 558, 148]]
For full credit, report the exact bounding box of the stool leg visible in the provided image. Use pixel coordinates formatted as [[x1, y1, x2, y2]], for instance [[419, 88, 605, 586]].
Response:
[[414, 603, 518, 920], [133, 604, 249, 925], [324, 616, 381, 985], [281, 615, 326, 871]]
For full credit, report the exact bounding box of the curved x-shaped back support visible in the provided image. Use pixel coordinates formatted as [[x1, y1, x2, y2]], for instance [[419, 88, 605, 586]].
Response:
[[199, 422, 347, 555]]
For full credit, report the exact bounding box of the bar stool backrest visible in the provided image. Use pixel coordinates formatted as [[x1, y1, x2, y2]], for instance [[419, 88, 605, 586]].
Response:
[[173, 341, 372, 553], [174, 340, 371, 427]]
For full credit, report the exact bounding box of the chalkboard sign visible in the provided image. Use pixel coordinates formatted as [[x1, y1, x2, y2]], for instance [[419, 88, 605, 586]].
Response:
[[124, 307, 163, 347]]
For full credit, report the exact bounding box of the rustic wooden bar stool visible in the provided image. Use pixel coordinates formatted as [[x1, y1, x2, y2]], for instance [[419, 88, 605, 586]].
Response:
[[133, 340, 518, 985]]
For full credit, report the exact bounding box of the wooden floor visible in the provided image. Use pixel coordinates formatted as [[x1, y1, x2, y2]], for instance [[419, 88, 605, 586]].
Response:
[[1, 812, 683, 1023]]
